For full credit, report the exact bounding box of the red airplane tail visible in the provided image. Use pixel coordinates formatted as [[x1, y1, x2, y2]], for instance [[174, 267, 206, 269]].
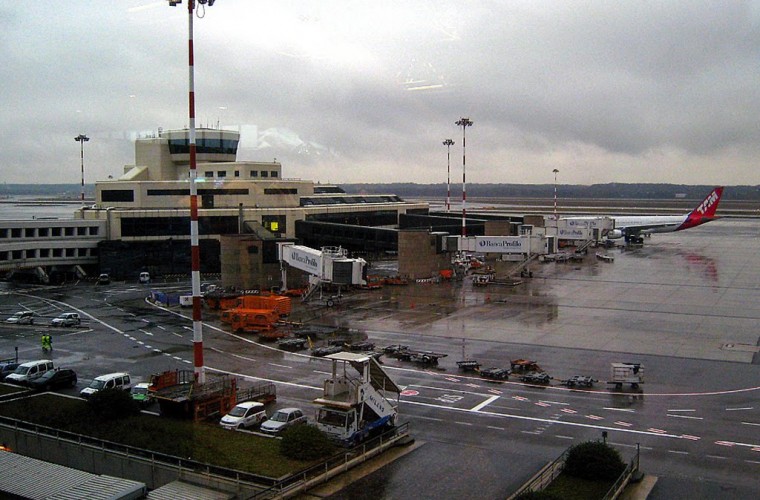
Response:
[[678, 187, 724, 231]]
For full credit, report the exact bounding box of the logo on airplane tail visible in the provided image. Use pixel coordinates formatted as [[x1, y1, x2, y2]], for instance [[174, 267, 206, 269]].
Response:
[[680, 187, 724, 230]]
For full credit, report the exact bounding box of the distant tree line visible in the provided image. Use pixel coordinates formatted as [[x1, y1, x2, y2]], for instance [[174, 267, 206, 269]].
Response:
[[342, 183, 760, 200]]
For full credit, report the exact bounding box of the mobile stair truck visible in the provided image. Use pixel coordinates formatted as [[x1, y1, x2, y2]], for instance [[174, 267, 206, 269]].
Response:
[[314, 352, 401, 446]]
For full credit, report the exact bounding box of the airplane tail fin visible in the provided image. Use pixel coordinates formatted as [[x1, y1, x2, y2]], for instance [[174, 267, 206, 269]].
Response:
[[678, 187, 723, 230]]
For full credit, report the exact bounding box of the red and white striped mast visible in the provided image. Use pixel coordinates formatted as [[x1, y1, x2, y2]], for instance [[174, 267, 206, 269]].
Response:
[[553, 168, 559, 220], [443, 138, 454, 212], [455, 118, 472, 237], [171, 0, 216, 383]]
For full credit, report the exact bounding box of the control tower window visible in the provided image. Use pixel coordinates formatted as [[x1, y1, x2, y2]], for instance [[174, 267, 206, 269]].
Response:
[[250, 170, 258, 177], [270, 171, 278, 178], [261, 171, 269, 178]]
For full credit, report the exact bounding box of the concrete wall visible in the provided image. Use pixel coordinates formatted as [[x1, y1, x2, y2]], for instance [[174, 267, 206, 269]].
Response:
[[220, 235, 305, 291], [398, 230, 450, 280]]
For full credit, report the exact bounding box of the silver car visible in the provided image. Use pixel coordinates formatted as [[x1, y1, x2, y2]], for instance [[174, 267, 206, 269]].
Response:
[[6, 311, 35, 325], [259, 407, 307, 435]]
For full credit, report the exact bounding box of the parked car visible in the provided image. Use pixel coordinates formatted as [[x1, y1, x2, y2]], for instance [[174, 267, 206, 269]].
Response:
[[28, 368, 77, 391], [259, 407, 307, 435], [5, 311, 35, 325], [220, 401, 267, 430], [131, 382, 154, 407], [4, 360, 55, 386], [97, 273, 111, 285], [0, 362, 20, 381], [80, 372, 131, 398], [139, 272, 151, 284], [51, 312, 81, 327]]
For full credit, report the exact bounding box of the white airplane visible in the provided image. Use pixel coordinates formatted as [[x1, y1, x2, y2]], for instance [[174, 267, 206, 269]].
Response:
[[604, 187, 724, 244]]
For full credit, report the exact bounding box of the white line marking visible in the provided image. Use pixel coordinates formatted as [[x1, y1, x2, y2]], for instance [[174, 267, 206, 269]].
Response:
[[556, 435, 574, 440], [137, 341, 144, 345], [604, 407, 635, 413], [726, 407, 753, 411], [745, 460, 760, 465], [587, 415, 604, 420], [487, 426, 505, 431], [561, 408, 578, 414], [715, 441, 735, 447], [269, 363, 291, 369], [153, 349, 162, 353], [470, 395, 500, 412], [172, 356, 182, 361], [182, 359, 191, 364], [681, 435, 701, 441], [741, 422, 760, 427], [145, 345, 152, 349], [141, 319, 150, 323], [541, 400, 569, 406], [668, 409, 696, 412], [648, 428, 668, 434], [614, 421, 633, 427], [172, 332, 183, 338], [535, 402, 551, 407], [139, 329, 153, 336], [668, 450, 689, 455], [667, 414, 703, 420], [157, 325, 166, 330], [521, 430, 541, 435], [706, 455, 728, 460], [454, 421, 473, 426]]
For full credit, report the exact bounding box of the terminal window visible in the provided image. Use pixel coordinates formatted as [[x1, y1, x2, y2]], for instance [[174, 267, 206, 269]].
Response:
[[250, 170, 258, 177], [261, 171, 269, 178], [270, 171, 278, 178], [217, 171, 227, 178]]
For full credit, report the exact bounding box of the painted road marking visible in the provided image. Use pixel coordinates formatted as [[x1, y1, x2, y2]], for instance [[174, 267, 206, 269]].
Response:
[[139, 329, 153, 336], [487, 426, 505, 431], [144, 345, 152, 349], [648, 428, 667, 434], [513, 396, 529, 401], [471, 395, 500, 412], [488, 389, 503, 395], [741, 421, 760, 427], [726, 407, 753, 411], [614, 421, 633, 427], [153, 348, 162, 353], [715, 441, 735, 447], [668, 409, 696, 412], [535, 402, 551, 407], [668, 450, 689, 455], [587, 415, 604, 420], [401, 389, 419, 396], [268, 363, 291, 369], [556, 435, 574, 440], [454, 421, 473, 426], [604, 407, 635, 413], [667, 414, 703, 420], [561, 408, 578, 414], [541, 400, 569, 406], [681, 435, 701, 441], [445, 377, 460, 382], [157, 325, 166, 330]]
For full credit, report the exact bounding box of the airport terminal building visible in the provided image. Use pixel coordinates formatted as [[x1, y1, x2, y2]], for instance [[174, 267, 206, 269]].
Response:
[[78, 128, 429, 279]]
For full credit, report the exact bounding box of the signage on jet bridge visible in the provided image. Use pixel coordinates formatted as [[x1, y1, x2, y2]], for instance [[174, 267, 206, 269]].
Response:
[[285, 245, 322, 275], [476, 236, 526, 253]]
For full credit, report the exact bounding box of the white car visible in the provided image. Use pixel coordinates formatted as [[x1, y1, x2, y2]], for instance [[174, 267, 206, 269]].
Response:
[[51, 312, 81, 327], [6, 311, 35, 325], [219, 401, 267, 430], [259, 407, 307, 435]]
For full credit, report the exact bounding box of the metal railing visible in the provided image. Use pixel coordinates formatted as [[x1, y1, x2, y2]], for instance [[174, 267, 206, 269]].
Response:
[[508, 449, 569, 499], [603, 444, 640, 500]]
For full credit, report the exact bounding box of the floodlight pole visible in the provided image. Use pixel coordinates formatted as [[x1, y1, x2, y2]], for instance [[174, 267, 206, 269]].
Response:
[[170, 0, 216, 384], [455, 118, 473, 237], [553, 168, 559, 220], [443, 139, 454, 212], [74, 134, 89, 202]]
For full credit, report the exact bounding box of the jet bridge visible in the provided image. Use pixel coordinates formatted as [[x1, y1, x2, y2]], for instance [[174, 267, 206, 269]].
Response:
[[278, 243, 366, 302]]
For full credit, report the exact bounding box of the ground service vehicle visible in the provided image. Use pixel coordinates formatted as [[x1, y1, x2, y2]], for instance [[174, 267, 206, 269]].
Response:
[[29, 368, 77, 391], [560, 375, 597, 388], [139, 272, 150, 284], [97, 273, 110, 285], [607, 363, 644, 390], [314, 352, 400, 445], [51, 312, 81, 327], [521, 372, 551, 384], [80, 372, 131, 398], [260, 408, 307, 435], [0, 362, 20, 381], [131, 382, 154, 407], [220, 401, 267, 430], [479, 367, 510, 380], [6, 311, 35, 325], [5, 360, 54, 385]]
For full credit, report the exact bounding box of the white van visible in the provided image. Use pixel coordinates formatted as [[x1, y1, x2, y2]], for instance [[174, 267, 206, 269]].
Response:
[[79, 372, 132, 398], [5, 360, 55, 386], [139, 272, 151, 284]]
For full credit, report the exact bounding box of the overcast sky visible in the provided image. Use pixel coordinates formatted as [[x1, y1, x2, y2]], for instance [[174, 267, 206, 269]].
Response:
[[2, 1, 760, 186]]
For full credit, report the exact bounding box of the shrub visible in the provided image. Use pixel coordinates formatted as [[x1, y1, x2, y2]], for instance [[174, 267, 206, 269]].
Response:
[[87, 389, 140, 421], [563, 441, 626, 481], [280, 424, 335, 460]]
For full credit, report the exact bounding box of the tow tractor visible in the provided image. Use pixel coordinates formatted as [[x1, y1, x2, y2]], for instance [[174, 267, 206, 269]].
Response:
[[314, 352, 400, 446]]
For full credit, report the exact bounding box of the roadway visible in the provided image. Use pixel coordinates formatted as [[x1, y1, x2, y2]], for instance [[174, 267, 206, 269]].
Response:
[[1, 217, 759, 499]]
